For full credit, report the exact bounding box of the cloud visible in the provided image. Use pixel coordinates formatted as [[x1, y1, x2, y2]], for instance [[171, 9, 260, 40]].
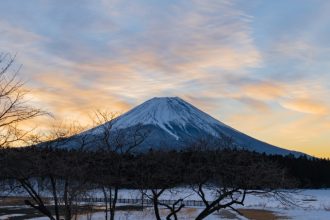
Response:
[[280, 99, 328, 115], [13, 0, 262, 122], [92, 0, 262, 77], [23, 70, 137, 130], [0, 0, 262, 99], [272, 40, 318, 62], [0, 21, 45, 50], [235, 97, 270, 112], [231, 79, 329, 116], [241, 81, 285, 101]]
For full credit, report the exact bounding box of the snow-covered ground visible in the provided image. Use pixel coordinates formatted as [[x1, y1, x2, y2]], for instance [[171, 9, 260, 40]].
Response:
[[1, 189, 330, 219], [88, 187, 330, 210]]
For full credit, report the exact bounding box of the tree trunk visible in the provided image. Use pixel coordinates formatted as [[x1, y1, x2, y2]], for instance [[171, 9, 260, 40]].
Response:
[[166, 204, 183, 220], [195, 212, 208, 220], [109, 187, 118, 220], [64, 179, 72, 220], [141, 191, 144, 210], [102, 187, 108, 220], [24, 200, 55, 220], [195, 206, 214, 220], [50, 176, 60, 220], [20, 180, 55, 220], [152, 191, 161, 220], [153, 197, 161, 220]]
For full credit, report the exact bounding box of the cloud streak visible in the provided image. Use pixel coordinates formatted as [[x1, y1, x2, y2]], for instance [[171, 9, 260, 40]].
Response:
[[280, 99, 328, 115]]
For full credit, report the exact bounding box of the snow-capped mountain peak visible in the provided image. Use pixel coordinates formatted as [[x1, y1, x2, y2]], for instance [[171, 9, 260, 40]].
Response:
[[85, 97, 305, 156], [92, 97, 228, 140]]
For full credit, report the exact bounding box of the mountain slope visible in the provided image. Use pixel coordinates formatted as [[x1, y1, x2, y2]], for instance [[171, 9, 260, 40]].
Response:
[[90, 97, 230, 139], [82, 97, 304, 156]]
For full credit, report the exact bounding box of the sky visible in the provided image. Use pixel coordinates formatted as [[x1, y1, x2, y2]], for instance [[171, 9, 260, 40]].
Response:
[[0, 0, 329, 157]]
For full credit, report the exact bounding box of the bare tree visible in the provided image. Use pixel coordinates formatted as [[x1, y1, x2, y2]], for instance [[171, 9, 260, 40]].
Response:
[[90, 110, 147, 220], [0, 53, 45, 148], [135, 151, 186, 220], [0, 53, 49, 217], [40, 121, 92, 220], [187, 149, 293, 220], [0, 147, 56, 219], [0, 121, 92, 220]]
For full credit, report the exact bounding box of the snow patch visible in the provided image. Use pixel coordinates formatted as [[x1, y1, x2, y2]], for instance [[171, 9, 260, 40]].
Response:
[[90, 97, 229, 139]]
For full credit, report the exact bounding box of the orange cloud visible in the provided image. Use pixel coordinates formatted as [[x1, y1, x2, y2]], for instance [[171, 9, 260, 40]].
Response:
[[242, 82, 285, 101], [226, 109, 330, 158], [26, 73, 133, 127], [280, 99, 328, 115]]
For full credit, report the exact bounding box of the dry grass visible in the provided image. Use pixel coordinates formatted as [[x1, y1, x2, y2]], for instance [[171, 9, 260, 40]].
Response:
[[216, 209, 238, 219], [0, 197, 27, 206], [238, 208, 291, 220], [0, 196, 52, 206], [181, 207, 198, 216]]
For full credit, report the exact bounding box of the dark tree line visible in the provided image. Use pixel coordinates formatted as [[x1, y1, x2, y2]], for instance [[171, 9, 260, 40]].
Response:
[[0, 146, 296, 220], [266, 153, 330, 188]]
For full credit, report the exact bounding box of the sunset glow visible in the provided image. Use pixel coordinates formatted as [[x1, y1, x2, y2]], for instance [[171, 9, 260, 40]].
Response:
[[1, 0, 329, 157]]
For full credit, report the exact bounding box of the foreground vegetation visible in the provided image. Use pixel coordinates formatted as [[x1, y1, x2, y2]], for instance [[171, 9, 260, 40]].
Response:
[[2, 145, 330, 220]]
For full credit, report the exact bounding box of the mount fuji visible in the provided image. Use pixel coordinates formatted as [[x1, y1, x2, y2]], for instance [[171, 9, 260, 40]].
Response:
[[74, 97, 304, 156]]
